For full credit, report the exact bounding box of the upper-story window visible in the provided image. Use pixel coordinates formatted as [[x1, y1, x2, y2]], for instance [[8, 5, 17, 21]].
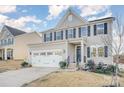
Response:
[[68, 29, 73, 38], [97, 24, 104, 34], [4, 40, 7, 45], [94, 23, 108, 35], [46, 33, 51, 41], [56, 31, 62, 40], [66, 28, 76, 39], [79, 26, 87, 37], [81, 27, 87, 36], [44, 33, 52, 42], [1, 40, 3, 46], [8, 38, 11, 45]]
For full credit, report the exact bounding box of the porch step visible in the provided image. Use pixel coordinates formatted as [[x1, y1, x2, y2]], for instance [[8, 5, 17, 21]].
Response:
[[68, 63, 77, 69]]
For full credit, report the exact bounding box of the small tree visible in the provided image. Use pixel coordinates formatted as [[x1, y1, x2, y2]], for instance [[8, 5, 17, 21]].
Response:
[[101, 16, 124, 86]]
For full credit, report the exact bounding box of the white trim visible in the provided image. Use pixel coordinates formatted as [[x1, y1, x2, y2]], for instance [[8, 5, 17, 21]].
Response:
[[56, 8, 88, 28]]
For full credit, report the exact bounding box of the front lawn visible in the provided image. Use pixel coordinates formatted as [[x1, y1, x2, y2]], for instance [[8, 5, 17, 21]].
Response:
[[0, 60, 23, 73], [23, 71, 124, 87]]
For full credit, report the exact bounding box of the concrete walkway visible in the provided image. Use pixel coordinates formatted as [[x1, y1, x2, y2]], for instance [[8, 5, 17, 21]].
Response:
[[0, 67, 58, 87]]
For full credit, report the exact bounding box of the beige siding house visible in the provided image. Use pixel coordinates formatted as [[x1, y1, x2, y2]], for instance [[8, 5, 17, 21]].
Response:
[[28, 9, 114, 67], [0, 25, 41, 60]]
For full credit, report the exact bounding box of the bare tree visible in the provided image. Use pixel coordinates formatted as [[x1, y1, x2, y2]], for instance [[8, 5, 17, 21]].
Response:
[[101, 16, 124, 87]]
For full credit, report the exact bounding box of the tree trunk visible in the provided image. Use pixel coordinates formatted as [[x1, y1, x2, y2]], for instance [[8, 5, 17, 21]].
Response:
[[115, 56, 119, 87], [111, 56, 119, 87]]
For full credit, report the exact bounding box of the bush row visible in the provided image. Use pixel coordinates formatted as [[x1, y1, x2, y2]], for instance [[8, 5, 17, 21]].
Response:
[[85, 60, 117, 75]]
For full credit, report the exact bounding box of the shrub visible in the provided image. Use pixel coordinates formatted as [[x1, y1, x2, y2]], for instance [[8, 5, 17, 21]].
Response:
[[59, 61, 67, 69], [84, 61, 118, 75], [85, 60, 95, 71], [106, 65, 116, 73], [21, 61, 29, 67], [96, 62, 105, 69], [95, 64, 116, 75], [0, 57, 2, 60]]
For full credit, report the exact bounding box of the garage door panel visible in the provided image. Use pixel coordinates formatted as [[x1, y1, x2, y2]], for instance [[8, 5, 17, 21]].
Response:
[[31, 50, 63, 67]]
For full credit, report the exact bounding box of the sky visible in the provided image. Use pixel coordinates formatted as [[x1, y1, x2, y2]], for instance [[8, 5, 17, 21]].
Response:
[[0, 5, 124, 32]]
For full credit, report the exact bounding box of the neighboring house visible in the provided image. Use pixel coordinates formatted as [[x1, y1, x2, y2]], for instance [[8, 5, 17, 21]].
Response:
[[113, 55, 124, 69], [28, 9, 115, 67], [0, 25, 42, 60]]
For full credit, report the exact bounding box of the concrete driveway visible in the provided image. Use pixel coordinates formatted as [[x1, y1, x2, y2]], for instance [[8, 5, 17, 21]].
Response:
[[0, 67, 58, 87]]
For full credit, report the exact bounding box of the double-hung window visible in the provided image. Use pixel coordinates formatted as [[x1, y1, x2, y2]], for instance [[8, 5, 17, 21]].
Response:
[[46, 33, 51, 42], [98, 47, 104, 57], [4, 40, 7, 45], [97, 24, 104, 35], [56, 31, 61, 40], [8, 38, 11, 45], [1, 40, 3, 46], [81, 27, 87, 36], [68, 28, 73, 38], [92, 48, 96, 57], [44, 32, 52, 42]]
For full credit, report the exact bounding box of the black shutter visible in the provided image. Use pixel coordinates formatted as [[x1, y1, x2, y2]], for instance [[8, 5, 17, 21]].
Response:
[[104, 23, 108, 34], [61, 30, 63, 40], [50, 32, 52, 41], [88, 26, 90, 36], [54, 32, 56, 40], [78, 27, 81, 37], [66, 30, 68, 39], [94, 25, 96, 36], [73, 28, 76, 38], [44, 34, 46, 42], [104, 46, 108, 57], [87, 47, 90, 58]]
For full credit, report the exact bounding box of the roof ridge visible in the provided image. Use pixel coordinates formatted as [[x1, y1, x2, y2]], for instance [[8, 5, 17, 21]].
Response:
[[4, 25, 26, 36], [4, 25, 26, 32]]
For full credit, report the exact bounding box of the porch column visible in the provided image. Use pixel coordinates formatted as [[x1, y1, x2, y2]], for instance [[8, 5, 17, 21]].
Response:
[[81, 41, 84, 65], [65, 41, 68, 60], [0, 50, 2, 60], [4, 49, 7, 60]]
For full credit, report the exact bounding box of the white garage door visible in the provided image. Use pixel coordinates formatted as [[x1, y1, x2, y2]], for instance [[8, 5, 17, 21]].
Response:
[[30, 49, 63, 67]]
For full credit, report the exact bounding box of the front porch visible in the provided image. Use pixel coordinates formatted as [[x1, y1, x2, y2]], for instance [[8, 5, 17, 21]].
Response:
[[66, 40, 87, 68], [0, 48, 13, 60]]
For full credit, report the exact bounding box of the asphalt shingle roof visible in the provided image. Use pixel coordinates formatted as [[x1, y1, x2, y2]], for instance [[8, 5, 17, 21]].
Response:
[[4, 25, 26, 36]]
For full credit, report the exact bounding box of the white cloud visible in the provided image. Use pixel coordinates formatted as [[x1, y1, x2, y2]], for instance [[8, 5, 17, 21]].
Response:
[[42, 21, 48, 28], [46, 5, 111, 21], [5, 16, 42, 28], [88, 12, 112, 21], [78, 5, 110, 17], [0, 14, 42, 32], [0, 5, 16, 13], [23, 27, 33, 33], [46, 5, 69, 20], [87, 9, 112, 21], [0, 14, 9, 23]]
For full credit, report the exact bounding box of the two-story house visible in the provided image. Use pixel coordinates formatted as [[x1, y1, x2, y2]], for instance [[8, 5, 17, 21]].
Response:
[[28, 9, 114, 67], [0, 25, 41, 60]]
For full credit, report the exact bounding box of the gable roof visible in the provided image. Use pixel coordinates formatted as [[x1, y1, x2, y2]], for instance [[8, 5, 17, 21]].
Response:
[[89, 17, 115, 22], [3, 25, 26, 36], [55, 8, 88, 28]]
